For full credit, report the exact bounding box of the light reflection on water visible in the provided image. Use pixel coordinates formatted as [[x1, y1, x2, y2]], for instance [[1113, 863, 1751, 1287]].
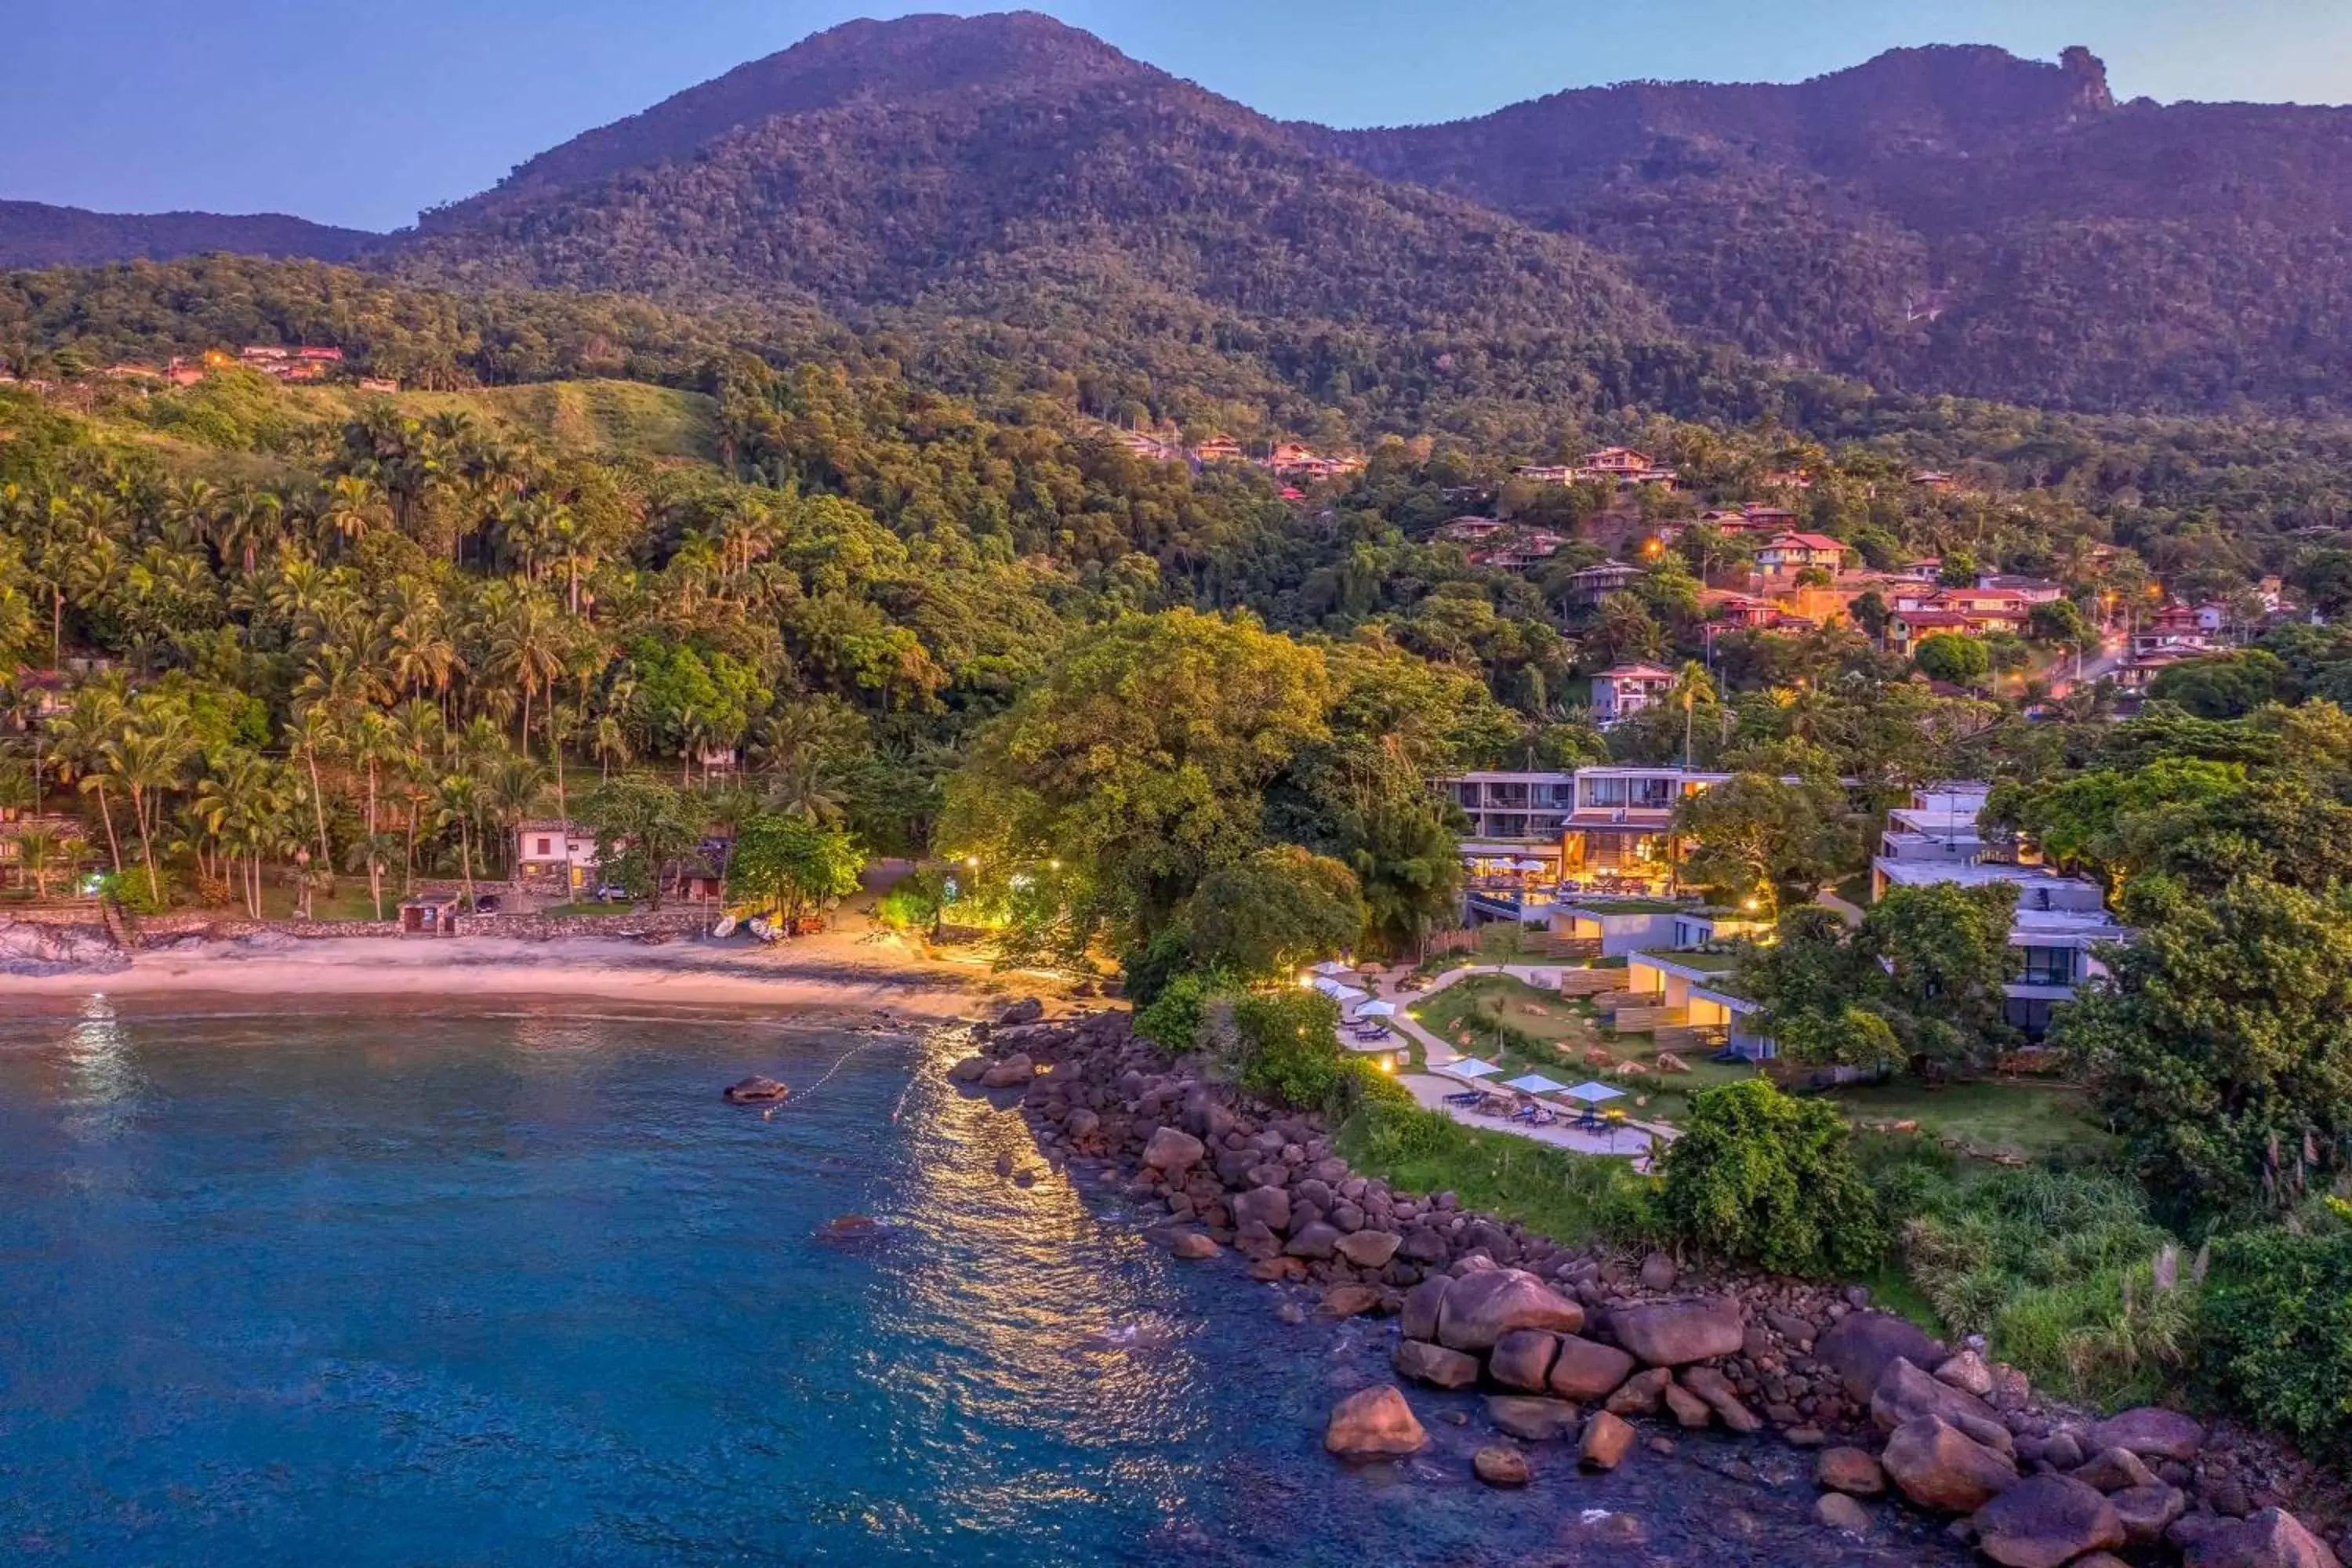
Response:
[[0, 1003, 1968, 1566]]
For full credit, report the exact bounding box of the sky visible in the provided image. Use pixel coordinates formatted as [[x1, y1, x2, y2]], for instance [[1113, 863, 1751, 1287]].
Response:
[[9, 0, 2352, 232]]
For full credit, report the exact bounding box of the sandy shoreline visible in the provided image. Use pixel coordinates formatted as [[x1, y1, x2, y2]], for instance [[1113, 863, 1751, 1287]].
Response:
[[5, 928, 1018, 1023]]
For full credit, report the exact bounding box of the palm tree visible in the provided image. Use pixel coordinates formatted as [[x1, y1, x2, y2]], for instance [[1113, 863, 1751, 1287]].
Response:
[[45, 675, 129, 877], [318, 474, 389, 557], [480, 755, 550, 880], [14, 824, 60, 898], [483, 586, 569, 756], [195, 750, 287, 917], [103, 701, 197, 906], [434, 773, 484, 906]]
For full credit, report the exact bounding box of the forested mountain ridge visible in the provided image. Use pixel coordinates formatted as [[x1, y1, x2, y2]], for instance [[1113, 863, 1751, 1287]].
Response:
[[13, 15, 2352, 418], [1313, 45, 2352, 413], [387, 23, 1665, 349], [0, 200, 379, 270]]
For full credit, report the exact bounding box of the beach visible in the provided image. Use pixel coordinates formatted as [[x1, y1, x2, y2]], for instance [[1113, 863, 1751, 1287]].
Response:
[[5, 925, 1014, 1023]]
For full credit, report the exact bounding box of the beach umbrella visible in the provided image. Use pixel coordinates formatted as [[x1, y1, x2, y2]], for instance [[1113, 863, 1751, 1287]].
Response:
[[1310, 975, 1351, 996], [1564, 1080, 1624, 1105], [1515, 859, 1548, 873], [1310, 960, 1353, 977], [1356, 999, 1397, 1018], [1443, 1058, 1501, 1080], [1504, 1072, 1570, 1095], [1324, 985, 1369, 1008]]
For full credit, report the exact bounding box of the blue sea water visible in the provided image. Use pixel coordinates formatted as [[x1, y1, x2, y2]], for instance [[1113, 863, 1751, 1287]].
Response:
[[0, 998, 1967, 1566]]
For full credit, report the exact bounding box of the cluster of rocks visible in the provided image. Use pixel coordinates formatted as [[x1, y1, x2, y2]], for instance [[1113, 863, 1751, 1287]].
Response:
[[0, 920, 126, 976], [954, 1005, 2345, 1567]]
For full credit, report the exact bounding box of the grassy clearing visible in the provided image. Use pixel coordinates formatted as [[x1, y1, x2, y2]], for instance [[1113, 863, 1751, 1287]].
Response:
[[1825, 1079, 2109, 1163], [1335, 1102, 1663, 1249]]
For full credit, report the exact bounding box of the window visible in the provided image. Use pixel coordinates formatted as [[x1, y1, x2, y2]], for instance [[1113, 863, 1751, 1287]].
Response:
[[2020, 948, 2076, 988], [535, 838, 552, 857]]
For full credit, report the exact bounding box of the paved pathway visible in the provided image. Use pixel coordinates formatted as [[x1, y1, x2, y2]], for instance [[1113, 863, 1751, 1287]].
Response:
[[1348, 960, 1679, 1163]]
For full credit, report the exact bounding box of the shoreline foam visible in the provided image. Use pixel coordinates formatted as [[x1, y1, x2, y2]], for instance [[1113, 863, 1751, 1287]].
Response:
[[5, 929, 1005, 1024]]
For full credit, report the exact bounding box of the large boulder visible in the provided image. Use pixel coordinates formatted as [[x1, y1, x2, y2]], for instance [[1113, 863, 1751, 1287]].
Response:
[[1394, 1340, 1479, 1389], [1679, 1365, 1764, 1432], [1399, 1275, 1451, 1343], [1969, 1473, 2125, 1568], [1881, 1415, 2020, 1514], [1436, 1268, 1584, 1352], [1817, 1492, 1874, 1537], [1473, 1445, 1531, 1487], [1324, 1385, 1428, 1458], [2084, 1406, 2205, 1464], [1871, 1356, 2001, 1436], [1143, 1126, 1206, 1174], [979, 1053, 1035, 1088], [1336, 1229, 1401, 1269], [2111, 1484, 2187, 1547], [2176, 1508, 2343, 1568], [1486, 1396, 1581, 1443], [1817, 1446, 1886, 1497], [722, 1076, 790, 1104], [2073, 1446, 2157, 1494], [1579, 1410, 1635, 1471], [1548, 1334, 1637, 1401], [995, 997, 1045, 1027], [1285, 1221, 1341, 1261], [1231, 1185, 1290, 1235], [1817, 1311, 1948, 1404], [1606, 1297, 1744, 1367], [1488, 1329, 1559, 1392], [1604, 1366, 1671, 1417]]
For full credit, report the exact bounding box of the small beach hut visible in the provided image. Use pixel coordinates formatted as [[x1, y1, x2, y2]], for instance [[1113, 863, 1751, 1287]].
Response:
[[398, 892, 462, 936]]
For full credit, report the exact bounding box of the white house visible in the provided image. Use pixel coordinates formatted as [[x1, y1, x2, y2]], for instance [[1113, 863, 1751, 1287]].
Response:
[[1872, 852, 2123, 1038], [517, 818, 601, 894], [1590, 663, 1677, 725]]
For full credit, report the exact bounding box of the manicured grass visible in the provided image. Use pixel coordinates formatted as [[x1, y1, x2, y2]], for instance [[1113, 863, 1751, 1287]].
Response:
[[1564, 897, 1686, 915], [1334, 1106, 1663, 1248], [1412, 975, 1599, 1049], [1825, 1078, 2109, 1163]]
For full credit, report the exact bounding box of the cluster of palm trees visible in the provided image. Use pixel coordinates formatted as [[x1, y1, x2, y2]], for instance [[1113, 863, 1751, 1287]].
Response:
[[29, 668, 557, 917]]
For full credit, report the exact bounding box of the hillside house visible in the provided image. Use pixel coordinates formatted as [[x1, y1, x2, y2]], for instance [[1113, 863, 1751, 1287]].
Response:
[[2132, 604, 2212, 657], [1909, 470, 1961, 493], [1870, 783, 2129, 1038], [1565, 561, 1642, 606], [1469, 529, 1563, 570], [516, 819, 600, 895], [1754, 532, 1848, 575], [1708, 593, 1776, 628], [1436, 517, 1507, 543], [1620, 950, 1777, 1060], [1192, 436, 1244, 464], [1976, 575, 2066, 605], [1513, 464, 1577, 485], [1590, 663, 1676, 725], [1573, 448, 1679, 487]]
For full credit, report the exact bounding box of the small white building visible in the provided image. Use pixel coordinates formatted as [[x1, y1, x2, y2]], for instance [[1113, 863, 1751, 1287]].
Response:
[[1590, 663, 1677, 725], [517, 819, 600, 894]]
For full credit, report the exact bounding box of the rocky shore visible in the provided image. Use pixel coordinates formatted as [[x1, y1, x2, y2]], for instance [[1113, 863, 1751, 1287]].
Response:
[[955, 1005, 2347, 1568]]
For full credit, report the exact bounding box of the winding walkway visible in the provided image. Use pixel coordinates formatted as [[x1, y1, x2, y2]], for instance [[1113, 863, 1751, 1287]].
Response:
[[1350, 960, 1679, 1163]]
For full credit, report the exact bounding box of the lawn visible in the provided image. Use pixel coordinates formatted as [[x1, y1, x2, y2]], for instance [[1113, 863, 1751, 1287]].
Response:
[[1406, 973, 1760, 1127], [1824, 1078, 2109, 1163]]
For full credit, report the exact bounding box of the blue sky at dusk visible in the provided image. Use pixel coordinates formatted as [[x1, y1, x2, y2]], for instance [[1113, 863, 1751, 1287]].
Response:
[[11, 0, 2352, 231]]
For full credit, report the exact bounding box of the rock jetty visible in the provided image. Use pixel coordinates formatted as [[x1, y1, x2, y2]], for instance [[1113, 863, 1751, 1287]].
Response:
[[955, 1007, 2348, 1564]]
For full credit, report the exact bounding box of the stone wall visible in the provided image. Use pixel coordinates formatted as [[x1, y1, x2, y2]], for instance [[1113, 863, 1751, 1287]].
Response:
[[448, 908, 712, 941]]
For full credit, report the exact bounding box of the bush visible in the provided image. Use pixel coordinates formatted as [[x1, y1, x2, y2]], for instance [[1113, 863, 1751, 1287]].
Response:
[[1335, 1096, 1666, 1247], [1134, 968, 1229, 1054], [2201, 1225, 2352, 1450], [1231, 989, 1345, 1109], [1660, 1079, 1884, 1276], [1120, 927, 1193, 1009]]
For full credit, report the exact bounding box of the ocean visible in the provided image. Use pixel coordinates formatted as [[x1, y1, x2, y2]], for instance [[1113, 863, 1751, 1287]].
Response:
[[0, 998, 1962, 1565]]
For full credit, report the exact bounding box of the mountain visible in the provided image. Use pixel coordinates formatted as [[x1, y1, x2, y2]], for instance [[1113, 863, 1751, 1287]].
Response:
[[0, 199, 378, 269], [1313, 45, 2352, 412], [16, 18, 2352, 419], [387, 13, 1664, 346]]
